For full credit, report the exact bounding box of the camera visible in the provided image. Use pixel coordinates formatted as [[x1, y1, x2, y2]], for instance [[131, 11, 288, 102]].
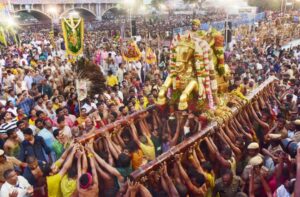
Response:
[[281, 138, 299, 158]]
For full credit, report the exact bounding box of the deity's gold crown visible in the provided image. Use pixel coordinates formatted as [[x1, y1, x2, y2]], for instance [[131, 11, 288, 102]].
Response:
[[175, 34, 195, 50], [174, 34, 195, 63]]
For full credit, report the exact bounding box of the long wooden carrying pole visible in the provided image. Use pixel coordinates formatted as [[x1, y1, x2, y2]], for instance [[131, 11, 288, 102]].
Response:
[[76, 105, 156, 143], [130, 76, 278, 181]]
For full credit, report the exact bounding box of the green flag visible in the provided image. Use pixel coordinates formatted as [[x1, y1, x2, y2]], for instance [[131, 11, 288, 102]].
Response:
[[61, 17, 84, 56]]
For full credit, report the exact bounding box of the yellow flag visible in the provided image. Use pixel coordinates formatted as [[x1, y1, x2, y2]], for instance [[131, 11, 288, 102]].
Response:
[[0, 3, 5, 10], [0, 26, 7, 46]]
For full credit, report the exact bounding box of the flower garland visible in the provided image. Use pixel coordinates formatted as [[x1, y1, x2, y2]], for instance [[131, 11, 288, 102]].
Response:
[[194, 38, 215, 109]]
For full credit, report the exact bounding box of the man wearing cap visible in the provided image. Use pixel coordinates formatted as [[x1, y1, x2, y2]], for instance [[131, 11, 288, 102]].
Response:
[[246, 142, 264, 164], [242, 155, 271, 196], [0, 149, 27, 187], [213, 169, 244, 197]]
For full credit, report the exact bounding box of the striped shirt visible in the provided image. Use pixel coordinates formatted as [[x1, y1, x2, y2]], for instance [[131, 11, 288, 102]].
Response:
[[0, 118, 18, 134]]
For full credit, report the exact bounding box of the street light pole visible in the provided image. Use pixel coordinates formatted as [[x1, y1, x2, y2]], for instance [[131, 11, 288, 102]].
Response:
[[48, 6, 57, 50], [225, 13, 228, 50], [125, 0, 135, 38], [129, 8, 132, 37], [284, 0, 287, 14]]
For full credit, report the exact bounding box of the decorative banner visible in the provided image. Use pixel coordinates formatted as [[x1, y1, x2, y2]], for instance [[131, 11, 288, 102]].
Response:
[[61, 17, 84, 56], [76, 79, 88, 101], [145, 47, 156, 65], [0, 26, 7, 46], [122, 41, 142, 62]]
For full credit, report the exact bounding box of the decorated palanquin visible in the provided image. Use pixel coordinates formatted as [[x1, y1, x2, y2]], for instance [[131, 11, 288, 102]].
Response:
[[122, 40, 142, 62], [157, 27, 245, 121], [157, 34, 217, 110]]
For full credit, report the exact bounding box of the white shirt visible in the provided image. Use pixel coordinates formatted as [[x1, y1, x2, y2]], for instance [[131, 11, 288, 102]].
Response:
[[0, 176, 32, 197], [16, 129, 24, 141], [7, 107, 17, 117], [116, 68, 125, 83], [256, 63, 263, 70], [24, 75, 33, 90], [274, 184, 292, 197], [82, 103, 97, 114], [108, 51, 116, 59], [0, 58, 5, 66], [117, 90, 124, 101], [62, 125, 72, 139]]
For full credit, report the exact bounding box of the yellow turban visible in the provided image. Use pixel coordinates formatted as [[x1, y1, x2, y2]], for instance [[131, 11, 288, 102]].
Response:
[[192, 19, 201, 26]]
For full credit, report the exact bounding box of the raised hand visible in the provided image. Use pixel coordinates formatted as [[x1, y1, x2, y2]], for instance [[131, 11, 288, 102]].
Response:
[[85, 141, 94, 152], [9, 190, 18, 197], [75, 148, 84, 159], [127, 180, 140, 193], [27, 186, 34, 195], [175, 153, 183, 165], [162, 162, 168, 176], [127, 118, 134, 125]]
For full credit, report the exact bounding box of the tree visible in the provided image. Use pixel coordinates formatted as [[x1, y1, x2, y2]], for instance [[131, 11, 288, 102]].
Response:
[[248, 0, 282, 11], [183, 0, 207, 8], [151, 0, 166, 9]]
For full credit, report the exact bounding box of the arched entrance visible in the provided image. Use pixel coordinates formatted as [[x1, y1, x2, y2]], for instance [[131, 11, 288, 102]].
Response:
[[15, 9, 52, 23], [60, 8, 96, 22], [102, 7, 126, 20]]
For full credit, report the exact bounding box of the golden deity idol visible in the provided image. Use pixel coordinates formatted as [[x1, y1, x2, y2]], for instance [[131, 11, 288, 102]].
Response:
[[157, 34, 217, 110], [157, 19, 230, 110]]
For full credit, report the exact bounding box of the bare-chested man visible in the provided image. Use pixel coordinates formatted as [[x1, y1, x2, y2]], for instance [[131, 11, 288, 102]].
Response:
[[3, 128, 21, 158], [77, 142, 99, 197], [23, 156, 50, 197]]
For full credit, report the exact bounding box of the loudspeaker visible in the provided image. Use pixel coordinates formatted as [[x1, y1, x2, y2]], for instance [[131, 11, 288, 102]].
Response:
[[225, 21, 232, 43], [227, 21, 232, 29], [131, 20, 137, 36]]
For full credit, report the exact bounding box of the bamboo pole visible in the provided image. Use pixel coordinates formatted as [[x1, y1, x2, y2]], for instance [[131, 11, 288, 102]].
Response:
[[75, 76, 278, 181], [76, 104, 156, 143], [129, 76, 278, 182]]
